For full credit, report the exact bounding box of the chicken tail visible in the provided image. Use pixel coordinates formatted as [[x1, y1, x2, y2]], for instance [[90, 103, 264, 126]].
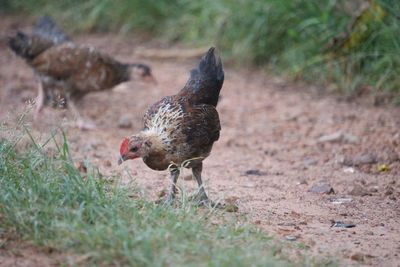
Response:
[[182, 47, 224, 107], [8, 31, 53, 61], [33, 15, 71, 44]]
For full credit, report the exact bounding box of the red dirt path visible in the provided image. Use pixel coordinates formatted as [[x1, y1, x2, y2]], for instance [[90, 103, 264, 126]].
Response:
[[1, 17, 399, 267]]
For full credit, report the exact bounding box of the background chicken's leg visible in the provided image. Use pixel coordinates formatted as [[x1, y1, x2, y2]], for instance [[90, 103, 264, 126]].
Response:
[[34, 82, 45, 120]]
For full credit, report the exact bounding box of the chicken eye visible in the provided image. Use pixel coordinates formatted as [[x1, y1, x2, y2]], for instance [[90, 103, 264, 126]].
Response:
[[130, 146, 138, 152]]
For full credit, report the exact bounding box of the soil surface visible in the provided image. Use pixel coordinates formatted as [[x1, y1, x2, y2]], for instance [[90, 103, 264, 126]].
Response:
[[0, 239, 68, 267], [1, 17, 399, 267]]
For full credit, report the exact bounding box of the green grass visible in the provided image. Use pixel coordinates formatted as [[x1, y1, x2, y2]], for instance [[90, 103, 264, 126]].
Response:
[[1, 0, 398, 100], [0, 128, 300, 266]]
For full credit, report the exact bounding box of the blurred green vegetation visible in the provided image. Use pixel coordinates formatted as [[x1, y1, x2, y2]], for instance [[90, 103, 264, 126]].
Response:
[[1, 0, 399, 102]]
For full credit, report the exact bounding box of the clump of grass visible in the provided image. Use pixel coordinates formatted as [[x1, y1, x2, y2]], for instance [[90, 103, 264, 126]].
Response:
[[0, 128, 294, 266], [2, 0, 398, 100]]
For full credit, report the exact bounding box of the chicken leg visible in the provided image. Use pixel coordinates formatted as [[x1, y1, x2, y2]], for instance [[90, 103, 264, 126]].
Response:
[[166, 168, 180, 204], [192, 162, 209, 204], [34, 82, 45, 120]]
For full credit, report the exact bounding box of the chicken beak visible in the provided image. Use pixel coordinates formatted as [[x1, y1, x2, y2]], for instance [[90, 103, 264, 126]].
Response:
[[118, 155, 124, 165]]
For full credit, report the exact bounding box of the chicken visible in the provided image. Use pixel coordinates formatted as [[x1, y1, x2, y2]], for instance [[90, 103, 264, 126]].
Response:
[[118, 47, 224, 205], [8, 17, 156, 129], [31, 16, 71, 109]]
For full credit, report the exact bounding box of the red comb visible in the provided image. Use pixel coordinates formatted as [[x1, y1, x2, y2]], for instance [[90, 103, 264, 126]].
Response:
[[120, 138, 130, 155]]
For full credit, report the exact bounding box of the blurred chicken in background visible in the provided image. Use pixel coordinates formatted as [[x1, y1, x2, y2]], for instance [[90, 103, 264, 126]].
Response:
[[8, 16, 156, 130]]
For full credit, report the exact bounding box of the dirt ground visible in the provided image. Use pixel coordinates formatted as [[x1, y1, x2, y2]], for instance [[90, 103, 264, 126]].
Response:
[[0, 239, 67, 267], [1, 17, 399, 267]]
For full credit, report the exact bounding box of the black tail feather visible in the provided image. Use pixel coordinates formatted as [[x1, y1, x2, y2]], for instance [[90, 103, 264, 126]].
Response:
[[182, 47, 224, 107], [198, 47, 224, 88], [33, 15, 70, 44]]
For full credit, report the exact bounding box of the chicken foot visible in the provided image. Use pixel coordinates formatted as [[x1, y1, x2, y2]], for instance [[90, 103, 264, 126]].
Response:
[[192, 162, 209, 204], [192, 163, 223, 208], [164, 163, 218, 207]]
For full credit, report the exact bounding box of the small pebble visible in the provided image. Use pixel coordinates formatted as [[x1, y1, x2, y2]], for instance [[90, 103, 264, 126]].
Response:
[[353, 154, 377, 165], [350, 252, 364, 262], [343, 167, 355, 173], [369, 187, 379, 193], [343, 154, 377, 166], [331, 221, 355, 228], [285, 235, 297, 241], [303, 158, 317, 167], [318, 131, 358, 144], [309, 182, 335, 194], [242, 182, 256, 188], [331, 197, 352, 204], [349, 184, 371, 196], [244, 169, 267, 176], [297, 178, 308, 185]]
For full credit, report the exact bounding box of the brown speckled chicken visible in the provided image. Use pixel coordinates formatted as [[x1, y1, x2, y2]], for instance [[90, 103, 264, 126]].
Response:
[[118, 47, 224, 204], [8, 17, 156, 129]]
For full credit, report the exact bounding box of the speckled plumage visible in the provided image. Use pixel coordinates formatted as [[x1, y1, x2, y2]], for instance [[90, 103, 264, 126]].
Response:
[[141, 95, 220, 170], [120, 47, 224, 204], [31, 42, 131, 101], [8, 17, 154, 129]]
